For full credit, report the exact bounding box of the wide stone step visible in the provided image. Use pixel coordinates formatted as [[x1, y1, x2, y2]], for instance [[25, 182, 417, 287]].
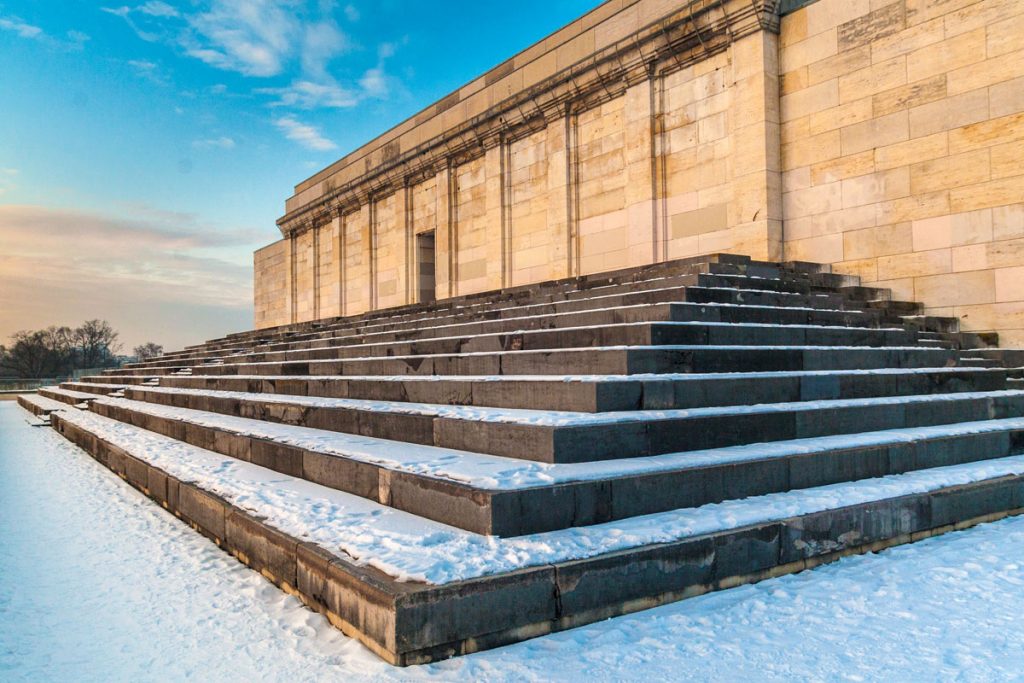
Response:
[[127, 299, 895, 373], [71, 366, 1008, 412], [16, 393, 72, 417], [117, 385, 1024, 463], [38, 385, 101, 406], [254, 303, 893, 356], [106, 345, 957, 379], [202, 322, 922, 369], [90, 395, 1024, 536], [50, 405, 1024, 665]]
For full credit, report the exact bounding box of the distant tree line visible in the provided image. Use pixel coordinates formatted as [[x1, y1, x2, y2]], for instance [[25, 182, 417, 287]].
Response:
[[0, 319, 163, 379]]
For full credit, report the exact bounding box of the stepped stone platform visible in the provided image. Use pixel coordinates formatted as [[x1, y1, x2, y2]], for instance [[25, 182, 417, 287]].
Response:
[[23, 253, 1024, 665]]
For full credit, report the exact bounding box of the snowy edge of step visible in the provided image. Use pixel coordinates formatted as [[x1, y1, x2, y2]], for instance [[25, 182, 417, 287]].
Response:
[[49, 403, 1024, 586], [76, 365, 1005, 387], [108, 385, 1024, 427], [145, 343, 952, 368], [88, 395, 1024, 491], [205, 319, 913, 364], [16, 393, 76, 415]]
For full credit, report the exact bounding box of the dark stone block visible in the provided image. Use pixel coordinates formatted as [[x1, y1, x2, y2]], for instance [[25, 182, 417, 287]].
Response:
[[225, 509, 298, 588], [250, 439, 304, 477], [396, 566, 556, 653], [930, 478, 1016, 528], [177, 483, 227, 542], [713, 523, 782, 580], [302, 450, 380, 500], [555, 537, 714, 617]]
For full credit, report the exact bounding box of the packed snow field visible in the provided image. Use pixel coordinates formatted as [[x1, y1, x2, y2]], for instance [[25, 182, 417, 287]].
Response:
[[3, 402, 1024, 682]]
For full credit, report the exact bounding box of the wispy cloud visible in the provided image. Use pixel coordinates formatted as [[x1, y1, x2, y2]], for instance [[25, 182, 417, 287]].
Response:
[[274, 116, 336, 151], [256, 79, 358, 109], [127, 58, 170, 85], [0, 15, 90, 49], [192, 136, 236, 149], [138, 0, 179, 18], [103, 1, 400, 110], [0, 16, 42, 39]]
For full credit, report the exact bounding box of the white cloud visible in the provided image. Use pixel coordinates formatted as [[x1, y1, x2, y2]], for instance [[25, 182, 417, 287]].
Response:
[[0, 16, 43, 39], [127, 59, 169, 84], [183, 0, 299, 77], [358, 66, 387, 99], [257, 79, 358, 109], [343, 4, 358, 21], [192, 136, 236, 149], [138, 1, 179, 17], [274, 116, 336, 151]]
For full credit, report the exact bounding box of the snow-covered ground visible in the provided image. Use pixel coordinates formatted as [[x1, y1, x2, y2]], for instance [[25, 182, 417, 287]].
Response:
[[3, 401, 1024, 681]]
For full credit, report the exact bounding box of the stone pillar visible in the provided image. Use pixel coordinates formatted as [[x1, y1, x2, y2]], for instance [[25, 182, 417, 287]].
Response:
[[332, 211, 344, 317], [544, 113, 571, 279], [484, 142, 505, 290], [286, 232, 296, 324], [624, 72, 658, 266], [434, 163, 455, 298], [360, 202, 374, 310], [400, 182, 413, 305], [730, 29, 783, 261]]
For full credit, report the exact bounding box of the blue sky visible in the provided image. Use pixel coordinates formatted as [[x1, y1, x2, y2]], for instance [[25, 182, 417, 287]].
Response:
[[0, 0, 600, 350]]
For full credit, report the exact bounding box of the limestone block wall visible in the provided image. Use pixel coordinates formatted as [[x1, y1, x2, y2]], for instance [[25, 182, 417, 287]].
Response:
[[253, 240, 290, 329], [779, 0, 1024, 344], [255, 0, 780, 329]]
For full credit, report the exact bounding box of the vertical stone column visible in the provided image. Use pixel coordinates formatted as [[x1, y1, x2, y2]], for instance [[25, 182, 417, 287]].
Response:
[[400, 182, 413, 305], [545, 112, 571, 279], [624, 72, 658, 266], [484, 142, 505, 290], [360, 201, 374, 310], [434, 163, 453, 298], [332, 211, 344, 317], [730, 29, 783, 261], [312, 223, 321, 320], [285, 231, 296, 324]]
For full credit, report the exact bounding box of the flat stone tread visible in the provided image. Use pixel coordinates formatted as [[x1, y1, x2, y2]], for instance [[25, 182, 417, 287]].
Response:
[[19, 393, 73, 413], [120, 384, 1024, 427], [52, 404, 1024, 585], [40, 386, 100, 400], [95, 395, 1024, 492], [95, 366, 1003, 385]]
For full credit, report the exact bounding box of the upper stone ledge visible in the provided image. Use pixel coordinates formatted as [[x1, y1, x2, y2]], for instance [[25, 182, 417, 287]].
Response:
[[277, 0, 780, 235]]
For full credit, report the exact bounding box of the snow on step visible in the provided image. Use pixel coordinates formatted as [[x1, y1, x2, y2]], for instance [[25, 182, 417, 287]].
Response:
[[40, 386, 99, 401], [18, 394, 73, 414], [115, 365, 1001, 385], [120, 385, 1024, 427], [94, 395, 1024, 490], [211, 320, 910, 363], [53, 405, 1024, 585]]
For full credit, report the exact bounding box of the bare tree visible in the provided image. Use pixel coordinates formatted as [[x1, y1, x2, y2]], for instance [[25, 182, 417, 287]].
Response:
[[133, 342, 163, 361], [0, 329, 71, 378], [73, 319, 120, 368]]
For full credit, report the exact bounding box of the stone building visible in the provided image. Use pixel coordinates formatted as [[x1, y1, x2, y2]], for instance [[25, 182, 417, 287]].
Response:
[[254, 0, 1024, 344]]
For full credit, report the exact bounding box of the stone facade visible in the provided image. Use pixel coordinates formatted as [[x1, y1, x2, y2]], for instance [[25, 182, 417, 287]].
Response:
[[255, 0, 1024, 345]]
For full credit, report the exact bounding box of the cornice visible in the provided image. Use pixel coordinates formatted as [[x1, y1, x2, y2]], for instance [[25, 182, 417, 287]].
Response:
[[277, 0, 778, 236]]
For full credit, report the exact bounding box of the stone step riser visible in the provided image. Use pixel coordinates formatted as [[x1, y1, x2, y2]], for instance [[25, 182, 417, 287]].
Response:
[[190, 325, 923, 369], [133, 297, 894, 372], [122, 387, 1023, 463], [91, 399, 1022, 536], [76, 368, 1007, 412], [108, 346, 957, 379], [132, 282, 878, 370], [52, 411, 1024, 666]]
